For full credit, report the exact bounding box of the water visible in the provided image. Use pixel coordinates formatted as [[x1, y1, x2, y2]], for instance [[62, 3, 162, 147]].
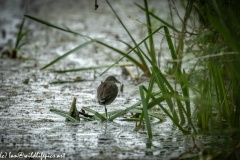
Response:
[[0, 1, 239, 160]]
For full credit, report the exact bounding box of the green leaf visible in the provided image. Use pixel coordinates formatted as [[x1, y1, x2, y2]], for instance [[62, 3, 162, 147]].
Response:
[[135, 3, 180, 33], [25, 15, 90, 39], [108, 101, 142, 121], [82, 107, 106, 121], [50, 108, 79, 122], [41, 41, 93, 70], [100, 25, 164, 76], [139, 85, 152, 139], [106, 0, 148, 74]]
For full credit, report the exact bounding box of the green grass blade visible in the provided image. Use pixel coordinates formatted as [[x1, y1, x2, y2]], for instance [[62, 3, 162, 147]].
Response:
[[95, 40, 145, 71], [135, 3, 180, 33], [164, 26, 178, 72], [212, 69, 223, 127], [150, 65, 175, 93], [78, 115, 94, 121], [52, 63, 134, 73], [147, 95, 165, 110], [41, 41, 93, 70], [143, 0, 156, 64], [139, 75, 155, 122], [24, 15, 90, 39], [82, 107, 106, 121], [100, 25, 164, 76], [139, 85, 152, 139], [215, 67, 231, 126], [138, 47, 154, 66], [144, 41, 150, 55], [164, 26, 177, 59], [143, 88, 190, 134], [16, 30, 30, 49], [180, 69, 191, 118], [151, 66, 179, 122], [175, 94, 185, 124], [108, 101, 142, 121], [18, 41, 29, 50], [49, 108, 79, 122], [106, 0, 148, 73], [129, 109, 165, 122], [15, 17, 26, 49], [119, 40, 139, 55], [146, 76, 155, 103], [162, 27, 191, 119]]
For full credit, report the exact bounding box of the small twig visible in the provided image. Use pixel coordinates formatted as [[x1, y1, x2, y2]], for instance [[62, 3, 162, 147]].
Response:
[[128, 15, 179, 39], [170, 0, 194, 31], [169, 0, 184, 24], [95, 0, 99, 10]]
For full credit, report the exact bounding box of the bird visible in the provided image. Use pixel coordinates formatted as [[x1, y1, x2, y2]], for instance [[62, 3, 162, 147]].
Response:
[[97, 76, 120, 119]]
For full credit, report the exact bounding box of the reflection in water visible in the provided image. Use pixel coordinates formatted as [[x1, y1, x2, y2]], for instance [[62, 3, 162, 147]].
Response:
[[98, 123, 117, 147], [145, 139, 153, 156], [1, 0, 238, 159], [98, 132, 117, 147]]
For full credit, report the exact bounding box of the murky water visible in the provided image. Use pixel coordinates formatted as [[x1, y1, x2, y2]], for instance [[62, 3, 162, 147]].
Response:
[[0, 1, 239, 160]]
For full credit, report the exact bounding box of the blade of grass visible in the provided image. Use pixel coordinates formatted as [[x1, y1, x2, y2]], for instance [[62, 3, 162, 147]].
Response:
[[83, 107, 107, 121], [18, 41, 29, 50], [113, 92, 164, 120], [41, 41, 93, 70], [175, 92, 185, 124], [138, 47, 154, 66], [164, 26, 191, 118], [215, 66, 231, 127], [129, 109, 165, 122], [139, 85, 152, 139], [82, 107, 106, 121], [212, 68, 223, 128], [78, 115, 95, 121], [144, 41, 150, 55], [119, 40, 141, 56], [99, 25, 163, 76], [147, 95, 165, 109], [108, 101, 142, 121], [106, 0, 149, 75], [49, 108, 79, 122], [24, 15, 91, 39], [95, 40, 145, 71], [15, 17, 26, 49], [16, 30, 30, 49], [139, 75, 155, 123], [52, 63, 134, 73], [143, 0, 156, 64], [135, 3, 180, 33], [164, 26, 178, 70], [142, 87, 190, 134], [151, 66, 179, 122]]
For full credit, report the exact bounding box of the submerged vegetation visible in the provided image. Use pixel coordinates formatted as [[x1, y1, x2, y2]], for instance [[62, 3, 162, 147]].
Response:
[[1, 17, 30, 59], [24, 0, 240, 159]]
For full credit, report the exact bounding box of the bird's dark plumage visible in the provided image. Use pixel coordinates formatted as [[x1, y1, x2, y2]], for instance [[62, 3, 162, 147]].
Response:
[[97, 76, 120, 118]]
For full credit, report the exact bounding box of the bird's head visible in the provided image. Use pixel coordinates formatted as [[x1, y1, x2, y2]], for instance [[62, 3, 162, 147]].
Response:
[[104, 76, 120, 83]]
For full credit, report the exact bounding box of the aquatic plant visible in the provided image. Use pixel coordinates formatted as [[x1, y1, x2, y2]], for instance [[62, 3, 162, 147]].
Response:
[[1, 17, 30, 58], [25, 0, 240, 140]]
